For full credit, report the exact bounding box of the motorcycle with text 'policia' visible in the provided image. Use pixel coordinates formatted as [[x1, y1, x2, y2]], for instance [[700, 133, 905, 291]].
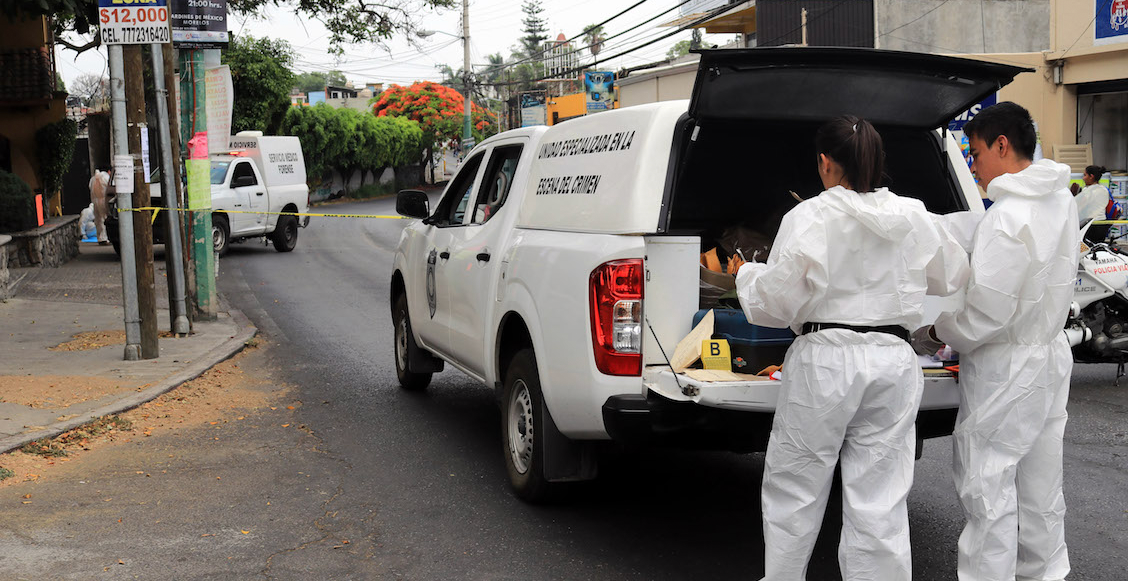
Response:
[[1064, 220, 1128, 379]]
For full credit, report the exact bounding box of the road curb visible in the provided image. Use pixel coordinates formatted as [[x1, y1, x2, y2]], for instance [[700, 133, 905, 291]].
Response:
[[0, 304, 258, 455]]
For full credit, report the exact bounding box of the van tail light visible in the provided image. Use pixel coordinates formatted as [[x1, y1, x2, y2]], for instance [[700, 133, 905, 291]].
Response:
[[589, 259, 643, 376]]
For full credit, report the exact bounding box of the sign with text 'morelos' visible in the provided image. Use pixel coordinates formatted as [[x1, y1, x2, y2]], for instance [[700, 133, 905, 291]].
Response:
[[170, 0, 229, 48], [98, 0, 171, 45]]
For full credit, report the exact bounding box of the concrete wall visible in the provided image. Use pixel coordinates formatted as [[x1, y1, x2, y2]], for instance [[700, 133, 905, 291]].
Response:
[[0, 14, 66, 193], [876, 0, 1050, 53], [617, 60, 699, 109]]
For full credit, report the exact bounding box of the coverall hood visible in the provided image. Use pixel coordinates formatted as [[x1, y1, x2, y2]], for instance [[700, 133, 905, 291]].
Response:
[[817, 186, 916, 242], [986, 159, 1072, 202]]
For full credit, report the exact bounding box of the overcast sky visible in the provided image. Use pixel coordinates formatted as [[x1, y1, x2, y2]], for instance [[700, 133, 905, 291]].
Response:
[[55, 0, 735, 89]]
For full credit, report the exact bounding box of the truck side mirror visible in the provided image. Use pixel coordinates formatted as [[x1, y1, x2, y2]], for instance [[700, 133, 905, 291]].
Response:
[[397, 190, 430, 219]]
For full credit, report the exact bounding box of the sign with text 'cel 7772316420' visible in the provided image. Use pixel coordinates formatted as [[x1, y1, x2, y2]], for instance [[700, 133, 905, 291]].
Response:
[[99, 0, 171, 45]]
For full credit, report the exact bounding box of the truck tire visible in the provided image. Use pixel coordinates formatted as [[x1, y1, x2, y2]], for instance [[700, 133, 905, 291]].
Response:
[[502, 348, 554, 503], [212, 214, 229, 257], [271, 215, 298, 252], [393, 294, 432, 391]]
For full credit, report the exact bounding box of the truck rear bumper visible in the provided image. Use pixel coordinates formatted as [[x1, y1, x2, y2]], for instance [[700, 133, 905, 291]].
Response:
[[602, 369, 961, 453]]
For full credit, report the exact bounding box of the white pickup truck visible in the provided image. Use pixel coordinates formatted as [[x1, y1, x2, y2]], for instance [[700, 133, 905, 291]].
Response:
[[390, 48, 1027, 502], [106, 133, 310, 256]]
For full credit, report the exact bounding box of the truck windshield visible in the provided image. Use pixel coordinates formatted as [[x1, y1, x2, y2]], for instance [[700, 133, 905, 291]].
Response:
[[210, 161, 230, 185]]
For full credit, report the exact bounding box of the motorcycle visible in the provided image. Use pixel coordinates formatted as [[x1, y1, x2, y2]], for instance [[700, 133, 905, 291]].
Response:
[[1064, 220, 1128, 379]]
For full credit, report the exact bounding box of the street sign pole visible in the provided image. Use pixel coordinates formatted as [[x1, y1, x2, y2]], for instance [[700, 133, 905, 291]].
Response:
[[178, 48, 216, 321]]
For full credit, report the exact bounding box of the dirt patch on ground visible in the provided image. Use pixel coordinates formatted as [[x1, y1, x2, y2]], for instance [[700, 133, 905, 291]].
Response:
[[0, 375, 147, 408], [49, 330, 176, 352], [0, 341, 291, 487]]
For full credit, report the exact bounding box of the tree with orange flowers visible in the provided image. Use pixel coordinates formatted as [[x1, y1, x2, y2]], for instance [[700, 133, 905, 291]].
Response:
[[372, 81, 497, 181]]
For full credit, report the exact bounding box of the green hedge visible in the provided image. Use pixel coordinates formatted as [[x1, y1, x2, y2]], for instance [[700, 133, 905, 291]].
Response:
[[0, 170, 35, 233], [35, 118, 78, 196]]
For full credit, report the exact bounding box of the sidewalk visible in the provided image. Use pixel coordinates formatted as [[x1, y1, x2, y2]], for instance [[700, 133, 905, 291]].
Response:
[[0, 243, 255, 454]]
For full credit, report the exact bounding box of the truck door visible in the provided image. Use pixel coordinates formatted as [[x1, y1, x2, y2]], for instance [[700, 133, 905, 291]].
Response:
[[228, 160, 267, 235], [442, 141, 525, 376], [411, 152, 487, 359]]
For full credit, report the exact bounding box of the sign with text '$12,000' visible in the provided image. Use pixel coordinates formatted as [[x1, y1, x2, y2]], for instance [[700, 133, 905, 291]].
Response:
[[99, 0, 171, 45]]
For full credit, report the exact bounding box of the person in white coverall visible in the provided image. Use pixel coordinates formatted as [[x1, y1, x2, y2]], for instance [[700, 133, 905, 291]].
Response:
[[914, 102, 1078, 581], [729, 116, 970, 581], [88, 168, 111, 245], [1072, 164, 1109, 227]]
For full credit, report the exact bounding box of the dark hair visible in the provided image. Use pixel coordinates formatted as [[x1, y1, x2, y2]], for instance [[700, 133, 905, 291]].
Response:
[[962, 101, 1037, 161], [1085, 165, 1107, 178], [814, 115, 884, 193]]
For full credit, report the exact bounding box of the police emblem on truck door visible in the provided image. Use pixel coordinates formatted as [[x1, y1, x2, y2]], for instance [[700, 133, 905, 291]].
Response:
[[426, 249, 438, 318]]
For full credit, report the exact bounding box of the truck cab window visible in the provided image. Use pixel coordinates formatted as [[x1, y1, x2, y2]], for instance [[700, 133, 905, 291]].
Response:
[[471, 145, 522, 224], [232, 161, 258, 187], [434, 153, 484, 226]]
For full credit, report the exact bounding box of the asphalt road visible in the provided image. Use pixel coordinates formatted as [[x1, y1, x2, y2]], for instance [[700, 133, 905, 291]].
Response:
[[1, 195, 1124, 579]]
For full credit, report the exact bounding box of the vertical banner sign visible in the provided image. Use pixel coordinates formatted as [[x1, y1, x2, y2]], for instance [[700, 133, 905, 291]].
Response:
[[98, 0, 171, 45], [520, 90, 547, 127], [140, 125, 151, 182], [584, 72, 615, 113], [204, 66, 233, 153], [170, 0, 229, 48], [185, 134, 211, 210], [1095, 0, 1128, 45]]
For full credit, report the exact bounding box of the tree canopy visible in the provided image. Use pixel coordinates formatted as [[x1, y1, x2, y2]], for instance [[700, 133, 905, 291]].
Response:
[[519, 0, 548, 58], [371, 81, 497, 148], [222, 35, 296, 134], [294, 70, 350, 93]]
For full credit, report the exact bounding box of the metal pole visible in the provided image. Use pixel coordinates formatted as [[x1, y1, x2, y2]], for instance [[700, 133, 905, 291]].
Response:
[[462, 0, 472, 146], [151, 43, 190, 335], [108, 45, 142, 361]]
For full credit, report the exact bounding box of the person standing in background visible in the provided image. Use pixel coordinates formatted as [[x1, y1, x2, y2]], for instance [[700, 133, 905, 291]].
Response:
[[88, 167, 110, 246], [1073, 164, 1113, 236]]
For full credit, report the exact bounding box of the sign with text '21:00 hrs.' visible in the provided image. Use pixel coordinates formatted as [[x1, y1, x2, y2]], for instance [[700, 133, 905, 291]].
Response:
[[99, 0, 171, 45]]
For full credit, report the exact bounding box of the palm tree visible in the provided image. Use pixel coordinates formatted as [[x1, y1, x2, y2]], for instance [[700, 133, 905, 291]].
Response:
[[582, 24, 606, 58]]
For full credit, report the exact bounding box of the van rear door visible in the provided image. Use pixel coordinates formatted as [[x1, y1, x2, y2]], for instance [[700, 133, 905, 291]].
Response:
[[689, 47, 1030, 129]]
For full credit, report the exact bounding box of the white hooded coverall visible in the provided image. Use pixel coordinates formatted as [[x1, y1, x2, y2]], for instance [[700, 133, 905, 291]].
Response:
[[736, 186, 970, 581], [934, 159, 1078, 581], [1074, 182, 1109, 226]]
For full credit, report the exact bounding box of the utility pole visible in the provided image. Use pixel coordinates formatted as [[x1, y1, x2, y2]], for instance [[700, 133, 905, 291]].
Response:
[[162, 44, 194, 328], [124, 45, 159, 359], [108, 45, 142, 361], [178, 49, 216, 321], [151, 43, 190, 335], [462, 0, 472, 148]]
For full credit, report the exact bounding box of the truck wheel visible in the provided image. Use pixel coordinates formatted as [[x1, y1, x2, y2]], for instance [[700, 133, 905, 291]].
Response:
[[393, 294, 432, 391], [503, 349, 553, 503], [212, 214, 229, 257], [271, 215, 298, 252]]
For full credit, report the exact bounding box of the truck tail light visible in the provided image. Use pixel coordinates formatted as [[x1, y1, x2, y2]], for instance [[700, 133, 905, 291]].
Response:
[[589, 259, 643, 376]]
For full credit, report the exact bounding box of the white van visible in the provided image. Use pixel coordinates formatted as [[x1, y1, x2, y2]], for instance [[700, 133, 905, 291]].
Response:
[[211, 134, 310, 255], [105, 134, 310, 256], [391, 48, 1028, 502]]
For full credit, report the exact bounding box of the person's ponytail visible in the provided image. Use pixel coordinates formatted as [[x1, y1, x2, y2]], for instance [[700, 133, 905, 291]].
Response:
[[815, 116, 884, 193]]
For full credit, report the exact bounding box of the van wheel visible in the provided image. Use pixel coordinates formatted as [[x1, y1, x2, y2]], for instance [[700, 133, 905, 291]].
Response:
[[393, 294, 432, 391], [503, 349, 553, 502], [212, 214, 229, 257], [271, 215, 298, 252]]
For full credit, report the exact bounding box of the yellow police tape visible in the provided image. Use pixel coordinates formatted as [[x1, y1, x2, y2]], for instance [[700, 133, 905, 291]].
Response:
[[1092, 220, 1128, 225], [116, 206, 409, 224]]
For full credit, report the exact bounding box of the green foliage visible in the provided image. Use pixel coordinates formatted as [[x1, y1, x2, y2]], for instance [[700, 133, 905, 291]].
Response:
[[280, 104, 347, 182], [0, 466, 13, 481], [294, 70, 349, 94], [667, 40, 692, 60], [227, 0, 455, 52], [35, 118, 78, 195], [280, 105, 423, 191], [582, 24, 605, 57], [521, 0, 549, 57], [222, 36, 296, 134], [3, 0, 98, 36], [0, 170, 35, 233], [351, 183, 397, 199], [21, 438, 68, 458]]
